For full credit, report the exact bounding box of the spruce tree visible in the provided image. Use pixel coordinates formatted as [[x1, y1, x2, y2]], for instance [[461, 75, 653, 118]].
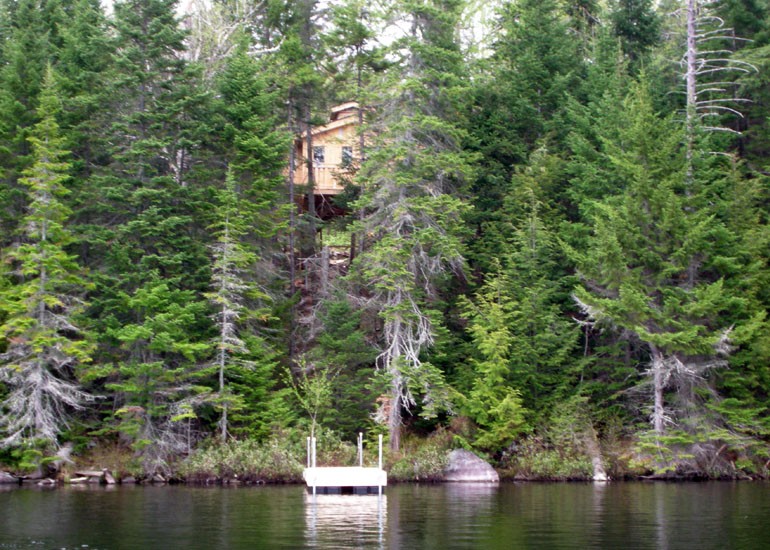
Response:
[[0, 0, 61, 246], [351, 0, 476, 451], [0, 67, 93, 451], [87, 0, 214, 468], [460, 266, 530, 451], [213, 46, 291, 440], [501, 168, 580, 411], [56, 0, 114, 178], [610, 0, 661, 68], [571, 82, 738, 458], [465, 0, 581, 274]]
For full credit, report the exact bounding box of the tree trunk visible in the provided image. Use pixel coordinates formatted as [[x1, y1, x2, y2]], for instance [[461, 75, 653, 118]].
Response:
[[650, 344, 666, 436], [389, 384, 401, 452], [287, 102, 297, 364], [304, 101, 317, 256], [584, 425, 608, 481], [685, 0, 698, 178]]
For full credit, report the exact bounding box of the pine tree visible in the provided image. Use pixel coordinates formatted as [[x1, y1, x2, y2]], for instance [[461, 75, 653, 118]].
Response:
[[204, 169, 286, 442], [501, 166, 581, 411], [206, 172, 252, 441], [56, 0, 114, 178], [275, 0, 324, 259], [105, 274, 210, 473], [0, 67, 93, 451], [465, 0, 582, 273], [610, 0, 661, 68], [212, 46, 291, 440]]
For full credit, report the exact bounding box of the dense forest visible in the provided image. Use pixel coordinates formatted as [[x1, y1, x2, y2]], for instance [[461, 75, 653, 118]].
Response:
[[1, 0, 769, 481]]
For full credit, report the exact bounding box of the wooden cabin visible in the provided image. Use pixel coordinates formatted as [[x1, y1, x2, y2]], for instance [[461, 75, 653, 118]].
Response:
[[294, 102, 361, 218]]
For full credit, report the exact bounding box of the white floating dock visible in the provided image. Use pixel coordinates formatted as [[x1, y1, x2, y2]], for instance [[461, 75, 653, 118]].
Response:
[[304, 433, 387, 494], [303, 466, 387, 494]]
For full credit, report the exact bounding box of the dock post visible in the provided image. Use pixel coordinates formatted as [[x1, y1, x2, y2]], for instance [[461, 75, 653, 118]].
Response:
[[378, 434, 383, 495], [312, 436, 317, 468], [358, 432, 363, 467], [312, 436, 317, 495]]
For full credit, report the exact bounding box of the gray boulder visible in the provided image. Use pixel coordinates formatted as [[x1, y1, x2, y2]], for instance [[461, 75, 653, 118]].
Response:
[[0, 471, 18, 484], [444, 449, 499, 482]]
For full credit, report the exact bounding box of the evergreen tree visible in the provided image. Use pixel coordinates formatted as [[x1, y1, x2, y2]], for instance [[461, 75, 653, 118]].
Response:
[[204, 169, 286, 442], [465, 0, 581, 273], [571, 82, 739, 453], [304, 297, 378, 440], [610, 0, 661, 68], [105, 274, 210, 473], [87, 0, 214, 466], [213, 46, 292, 439], [0, 0, 62, 246], [56, 0, 114, 178], [351, 0, 475, 451], [206, 171, 254, 441], [275, 0, 325, 259], [217, 46, 288, 220], [460, 266, 529, 452], [0, 67, 93, 451], [501, 168, 580, 411]]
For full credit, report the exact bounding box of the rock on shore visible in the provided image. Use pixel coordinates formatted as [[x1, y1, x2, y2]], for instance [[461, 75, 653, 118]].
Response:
[[0, 471, 18, 484], [443, 449, 499, 482]]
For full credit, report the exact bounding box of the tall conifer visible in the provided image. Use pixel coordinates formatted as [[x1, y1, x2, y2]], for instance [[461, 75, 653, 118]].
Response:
[[572, 82, 739, 458], [351, 0, 475, 451], [0, 67, 93, 450]]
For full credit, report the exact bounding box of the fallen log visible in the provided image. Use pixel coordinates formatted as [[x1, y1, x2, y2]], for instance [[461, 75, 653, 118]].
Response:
[[67, 477, 89, 484], [74, 470, 105, 478]]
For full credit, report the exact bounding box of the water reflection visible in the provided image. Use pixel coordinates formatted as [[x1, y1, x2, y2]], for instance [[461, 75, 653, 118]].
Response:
[[304, 493, 386, 549], [1, 482, 769, 548]]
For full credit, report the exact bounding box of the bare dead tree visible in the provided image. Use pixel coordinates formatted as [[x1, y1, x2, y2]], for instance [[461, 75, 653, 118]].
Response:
[[679, 0, 756, 171]]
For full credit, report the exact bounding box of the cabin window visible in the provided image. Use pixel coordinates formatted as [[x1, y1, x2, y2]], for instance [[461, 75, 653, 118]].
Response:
[[313, 146, 325, 166], [341, 146, 353, 167]]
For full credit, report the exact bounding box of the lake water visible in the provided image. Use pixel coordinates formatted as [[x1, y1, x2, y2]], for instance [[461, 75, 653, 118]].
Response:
[[1, 482, 768, 549]]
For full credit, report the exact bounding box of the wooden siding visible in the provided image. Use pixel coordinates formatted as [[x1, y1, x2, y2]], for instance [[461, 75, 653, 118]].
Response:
[[294, 105, 360, 195]]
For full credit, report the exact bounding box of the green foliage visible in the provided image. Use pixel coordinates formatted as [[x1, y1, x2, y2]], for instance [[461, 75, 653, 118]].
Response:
[[459, 266, 530, 451], [306, 297, 377, 440], [349, 0, 476, 450], [571, 79, 743, 438], [10, 443, 45, 474], [504, 395, 596, 479], [0, 67, 94, 449], [507, 440, 594, 480], [181, 436, 304, 482], [389, 435, 451, 482], [286, 361, 335, 439], [610, 0, 661, 67]]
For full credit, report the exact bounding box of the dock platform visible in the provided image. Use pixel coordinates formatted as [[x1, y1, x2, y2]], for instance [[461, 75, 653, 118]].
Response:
[[303, 466, 387, 494], [304, 433, 387, 495]]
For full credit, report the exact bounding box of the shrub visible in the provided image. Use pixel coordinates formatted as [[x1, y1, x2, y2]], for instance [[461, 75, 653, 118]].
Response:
[[181, 437, 304, 483], [388, 431, 452, 482]]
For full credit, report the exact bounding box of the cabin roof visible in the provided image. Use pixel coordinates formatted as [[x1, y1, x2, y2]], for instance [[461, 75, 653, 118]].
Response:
[[310, 103, 360, 137], [330, 102, 360, 121]]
